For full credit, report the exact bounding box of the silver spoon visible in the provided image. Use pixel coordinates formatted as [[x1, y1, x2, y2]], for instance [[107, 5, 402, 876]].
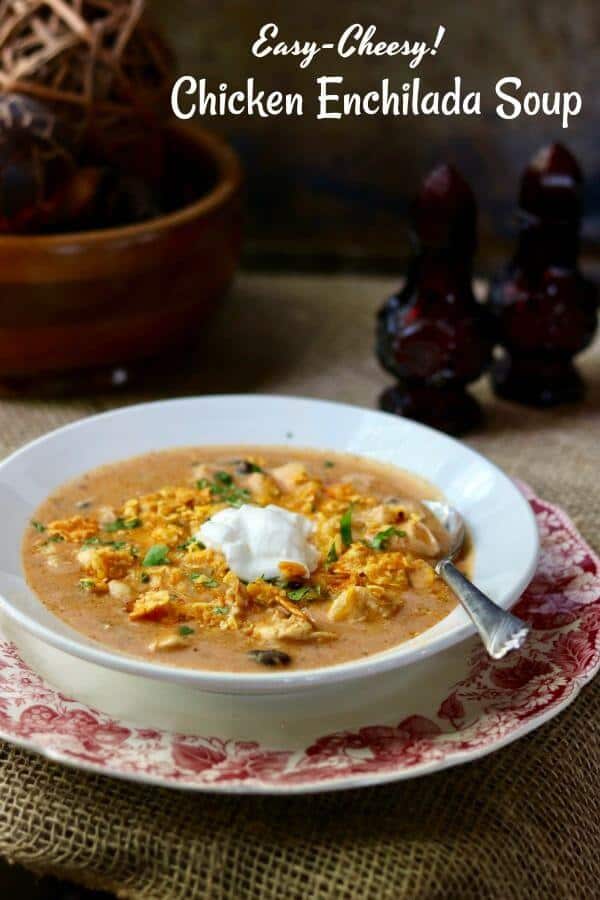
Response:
[[424, 500, 530, 659]]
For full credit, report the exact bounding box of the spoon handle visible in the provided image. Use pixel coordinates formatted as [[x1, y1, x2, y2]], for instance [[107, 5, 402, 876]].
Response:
[[436, 560, 530, 659]]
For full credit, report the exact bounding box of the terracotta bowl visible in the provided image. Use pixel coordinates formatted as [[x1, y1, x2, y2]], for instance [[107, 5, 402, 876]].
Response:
[[0, 124, 243, 379]]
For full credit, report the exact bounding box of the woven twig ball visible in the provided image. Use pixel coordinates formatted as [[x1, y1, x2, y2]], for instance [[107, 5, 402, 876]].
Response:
[[0, 0, 173, 166]]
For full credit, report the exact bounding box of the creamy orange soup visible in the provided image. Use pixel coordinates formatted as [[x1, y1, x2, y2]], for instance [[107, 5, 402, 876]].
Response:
[[22, 447, 467, 673]]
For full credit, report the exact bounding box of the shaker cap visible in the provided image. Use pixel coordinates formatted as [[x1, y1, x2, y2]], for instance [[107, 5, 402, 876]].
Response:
[[412, 163, 477, 252], [519, 143, 582, 223]]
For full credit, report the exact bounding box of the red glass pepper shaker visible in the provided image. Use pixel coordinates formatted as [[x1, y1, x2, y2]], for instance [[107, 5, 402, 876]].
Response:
[[490, 143, 598, 406], [376, 164, 493, 435]]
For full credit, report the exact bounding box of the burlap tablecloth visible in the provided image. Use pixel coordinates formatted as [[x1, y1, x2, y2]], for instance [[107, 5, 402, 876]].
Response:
[[0, 273, 599, 899]]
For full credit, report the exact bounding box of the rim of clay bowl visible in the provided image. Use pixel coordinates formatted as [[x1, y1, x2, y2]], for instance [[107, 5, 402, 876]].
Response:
[[0, 122, 243, 247]]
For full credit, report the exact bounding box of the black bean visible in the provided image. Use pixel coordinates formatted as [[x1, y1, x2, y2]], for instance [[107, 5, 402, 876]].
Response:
[[248, 649, 291, 667]]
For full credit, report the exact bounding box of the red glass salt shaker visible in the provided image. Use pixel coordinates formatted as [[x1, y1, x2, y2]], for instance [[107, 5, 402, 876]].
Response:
[[376, 164, 493, 436], [490, 144, 598, 406]]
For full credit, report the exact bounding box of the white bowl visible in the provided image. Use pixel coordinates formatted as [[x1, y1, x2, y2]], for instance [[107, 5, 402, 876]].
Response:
[[0, 395, 539, 694]]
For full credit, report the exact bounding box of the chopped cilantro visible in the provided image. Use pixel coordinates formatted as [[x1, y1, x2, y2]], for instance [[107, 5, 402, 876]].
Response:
[[177, 537, 205, 551], [46, 534, 65, 544], [213, 606, 230, 615], [221, 487, 251, 507], [78, 578, 95, 592], [178, 625, 195, 637], [326, 542, 338, 565], [324, 460, 335, 468], [190, 573, 218, 588], [103, 517, 141, 532], [198, 473, 251, 507], [142, 544, 170, 567], [82, 536, 129, 550], [287, 584, 321, 603], [140, 572, 151, 583], [340, 505, 354, 548], [210, 479, 250, 506], [370, 526, 407, 550], [31, 520, 46, 532]]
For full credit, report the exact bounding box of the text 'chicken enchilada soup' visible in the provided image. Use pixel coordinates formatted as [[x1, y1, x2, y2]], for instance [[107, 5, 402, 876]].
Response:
[[22, 447, 470, 672]]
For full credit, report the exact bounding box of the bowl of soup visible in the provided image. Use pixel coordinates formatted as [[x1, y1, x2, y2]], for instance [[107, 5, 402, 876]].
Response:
[[0, 395, 539, 694]]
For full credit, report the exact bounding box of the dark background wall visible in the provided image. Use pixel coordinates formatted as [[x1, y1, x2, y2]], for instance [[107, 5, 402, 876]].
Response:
[[150, 0, 600, 268]]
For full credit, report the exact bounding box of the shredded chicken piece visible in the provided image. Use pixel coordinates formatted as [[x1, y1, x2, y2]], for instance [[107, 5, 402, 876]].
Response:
[[108, 580, 131, 602], [328, 584, 401, 622], [408, 560, 436, 589], [270, 462, 308, 492], [244, 472, 280, 504], [97, 506, 117, 526], [253, 615, 315, 642], [404, 520, 440, 557], [148, 633, 188, 652]]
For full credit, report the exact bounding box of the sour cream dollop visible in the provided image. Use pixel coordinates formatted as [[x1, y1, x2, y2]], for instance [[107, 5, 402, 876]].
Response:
[[196, 504, 319, 583]]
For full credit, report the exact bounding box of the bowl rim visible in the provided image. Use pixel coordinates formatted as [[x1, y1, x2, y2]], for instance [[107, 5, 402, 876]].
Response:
[[0, 394, 540, 694], [0, 123, 243, 249]]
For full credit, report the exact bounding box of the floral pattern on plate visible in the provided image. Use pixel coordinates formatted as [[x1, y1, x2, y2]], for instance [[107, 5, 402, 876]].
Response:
[[0, 484, 598, 793]]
